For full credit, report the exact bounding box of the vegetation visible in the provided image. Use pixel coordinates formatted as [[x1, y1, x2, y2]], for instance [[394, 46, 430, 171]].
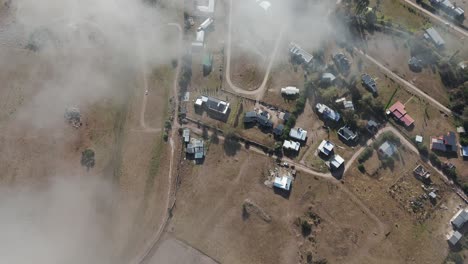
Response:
[[358, 147, 373, 163], [81, 149, 95, 170], [282, 81, 312, 139], [163, 131, 168, 142], [357, 163, 366, 173]]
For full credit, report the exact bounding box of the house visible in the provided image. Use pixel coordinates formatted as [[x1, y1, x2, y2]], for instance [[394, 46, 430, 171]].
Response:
[[430, 0, 465, 20], [279, 111, 291, 122], [195, 0, 215, 16], [424, 27, 445, 48], [196, 30, 205, 43], [273, 124, 284, 137], [343, 100, 354, 111], [378, 141, 397, 158], [186, 139, 206, 160], [316, 103, 341, 122], [330, 155, 345, 170], [366, 120, 379, 134], [415, 135, 423, 144], [289, 128, 307, 141], [273, 175, 292, 191], [257, 0, 272, 11], [413, 164, 430, 180], [198, 17, 214, 31], [183, 128, 191, 143], [448, 230, 463, 246], [257, 114, 273, 129], [333, 52, 351, 72], [195, 96, 230, 119], [408, 57, 422, 72], [318, 140, 334, 156], [361, 74, 378, 95], [451, 209, 468, 229], [337, 126, 358, 142], [283, 140, 300, 152], [289, 42, 313, 64], [244, 111, 258, 124], [457, 126, 466, 134], [321, 73, 336, 85], [281, 86, 300, 96], [387, 101, 415, 127], [430, 131, 457, 152]]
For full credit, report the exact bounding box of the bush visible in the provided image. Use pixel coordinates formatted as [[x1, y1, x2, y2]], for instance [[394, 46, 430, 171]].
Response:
[[300, 219, 312, 237], [358, 147, 373, 163], [357, 163, 366, 173], [163, 132, 168, 142], [429, 153, 441, 168], [164, 120, 172, 129], [81, 149, 95, 169], [416, 143, 429, 157]]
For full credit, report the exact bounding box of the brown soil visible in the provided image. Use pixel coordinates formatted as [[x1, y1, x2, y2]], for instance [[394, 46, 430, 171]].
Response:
[[230, 47, 266, 91]]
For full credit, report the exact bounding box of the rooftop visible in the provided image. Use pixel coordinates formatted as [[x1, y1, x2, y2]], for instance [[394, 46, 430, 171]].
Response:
[[283, 140, 300, 152], [425, 27, 445, 47], [338, 126, 358, 141], [462, 146, 468, 157], [273, 175, 292, 191], [330, 155, 345, 169], [316, 103, 341, 122], [379, 141, 397, 157], [361, 74, 377, 94], [430, 131, 457, 152], [318, 140, 334, 156], [289, 128, 307, 141], [448, 230, 462, 246], [196, 0, 215, 15], [388, 101, 414, 127], [281, 86, 300, 95], [451, 209, 468, 229], [273, 124, 284, 136], [289, 42, 313, 64]]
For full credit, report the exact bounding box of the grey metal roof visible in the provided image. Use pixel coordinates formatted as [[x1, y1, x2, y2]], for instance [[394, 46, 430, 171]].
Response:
[[425, 27, 445, 47], [361, 74, 377, 94], [338, 126, 358, 141], [379, 141, 397, 157]]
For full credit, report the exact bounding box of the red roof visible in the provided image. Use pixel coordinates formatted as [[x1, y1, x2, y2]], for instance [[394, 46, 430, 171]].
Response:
[[388, 101, 414, 127]]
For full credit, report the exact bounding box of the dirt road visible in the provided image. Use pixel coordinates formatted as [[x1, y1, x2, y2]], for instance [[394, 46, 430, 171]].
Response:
[[225, 0, 285, 101], [130, 22, 182, 264], [355, 48, 453, 116], [401, 0, 468, 38]]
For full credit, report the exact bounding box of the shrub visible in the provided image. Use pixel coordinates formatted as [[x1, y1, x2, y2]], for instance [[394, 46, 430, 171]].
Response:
[[357, 164, 366, 173], [164, 120, 172, 129], [81, 149, 95, 169], [429, 153, 441, 168], [300, 219, 312, 237], [163, 132, 168, 142], [358, 147, 373, 163], [416, 143, 429, 157]]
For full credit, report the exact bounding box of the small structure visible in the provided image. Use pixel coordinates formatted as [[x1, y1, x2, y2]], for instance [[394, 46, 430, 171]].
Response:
[[278, 111, 291, 122], [361, 74, 378, 95], [195, 0, 215, 16], [378, 141, 397, 158], [316, 103, 341, 122], [332, 52, 351, 72], [457, 126, 466, 134], [281, 86, 300, 96], [424, 27, 445, 48], [413, 164, 431, 181], [183, 128, 191, 143], [429, 191, 437, 200], [257, 114, 273, 129], [387, 101, 414, 127], [289, 42, 313, 64], [430, 131, 457, 152], [318, 140, 334, 156], [273, 124, 284, 137], [289, 128, 307, 141], [330, 155, 345, 170], [273, 175, 292, 191], [337, 126, 358, 142], [202, 53, 213, 75], [191, 41, 204, 52], [257, 0, 272, 11], [448, 230, 463, 246], [451, 209, 468, 229], [408, 57, 423, 72], [283, 140, 300, 152], [430, 0, 465, 20], [64, 107, 81, 128], [197, 17, 214, 31], [461, 146, 468, 158], [366, 120, 379, 134], [415, 135, 423, 143], [186, 138, 206, 161], [321, 73, 336, 85], [343, 100, 354, 111]]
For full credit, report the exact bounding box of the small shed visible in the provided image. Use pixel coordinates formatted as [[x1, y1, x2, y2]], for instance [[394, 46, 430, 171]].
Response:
[[183, 128, 190, 143], [415, 135, 423, 143], [448, 231, 462, 246], [330, 155, 345, 170], [318, 140, 334, 156]]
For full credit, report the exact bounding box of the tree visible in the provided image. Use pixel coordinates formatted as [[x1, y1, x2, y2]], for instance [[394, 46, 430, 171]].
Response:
[[81, 149, 95, 170]]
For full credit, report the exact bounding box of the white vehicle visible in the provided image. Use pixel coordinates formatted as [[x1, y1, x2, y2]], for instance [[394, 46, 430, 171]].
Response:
[[197, 17, 214, 31]]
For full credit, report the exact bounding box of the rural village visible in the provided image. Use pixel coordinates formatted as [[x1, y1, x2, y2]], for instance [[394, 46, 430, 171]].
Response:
[[1, 0, 468, 263]]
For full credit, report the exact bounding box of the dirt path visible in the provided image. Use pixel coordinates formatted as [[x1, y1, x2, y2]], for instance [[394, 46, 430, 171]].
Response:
[[401, 0, 468, 38], [225, 0, 285, 101], [130, 22, 182, 264]]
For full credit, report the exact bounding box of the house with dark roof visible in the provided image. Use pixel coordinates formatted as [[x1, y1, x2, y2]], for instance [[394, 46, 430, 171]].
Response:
[[451, 209, 468, 229], [408, 57, 422, 72], [257, 114, 273, 129], [332, 52, 351, 72], [316, 103, 341, 122], [243, 111, 258, 124], [273, 124, 284, 137], [430, 131, 457, 152], [366, 120, 379, 134], [321, 73, 336, 86], [430, 0, 465, 20], [338, 126, 358, 142], [378, 141, 397, 158], [387, 101, 414, 127], [361, 74, 378, 95]]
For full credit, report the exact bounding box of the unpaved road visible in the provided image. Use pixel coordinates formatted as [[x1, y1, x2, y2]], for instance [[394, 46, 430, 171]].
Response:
[[130, 22, 182, 264], [355, 48, 453, 116], [225, 0, 285, 101], [401, 0, 468, 38]]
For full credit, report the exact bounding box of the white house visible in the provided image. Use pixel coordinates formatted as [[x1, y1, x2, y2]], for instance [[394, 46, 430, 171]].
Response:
[[451, 209, 468, 229], [281, 86, 300, 96], [283, 140, 300, 152], [196, 0, 215, 16], [198, 17, 214, 31], [330, 155, 344, 170], [273, 175, 292, 191], [289, 128, 307, 141], [318, 140, 334, 156]]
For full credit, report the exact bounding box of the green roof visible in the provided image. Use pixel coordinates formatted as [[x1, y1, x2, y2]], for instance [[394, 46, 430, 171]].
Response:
[[203, 53, 213, 66]]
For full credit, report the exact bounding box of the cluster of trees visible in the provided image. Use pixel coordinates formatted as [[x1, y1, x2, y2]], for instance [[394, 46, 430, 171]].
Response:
[[178, 54, 192, 94]]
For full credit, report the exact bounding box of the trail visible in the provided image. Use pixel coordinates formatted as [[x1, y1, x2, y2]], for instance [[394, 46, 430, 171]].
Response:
[[225, 0, 285, 101]]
